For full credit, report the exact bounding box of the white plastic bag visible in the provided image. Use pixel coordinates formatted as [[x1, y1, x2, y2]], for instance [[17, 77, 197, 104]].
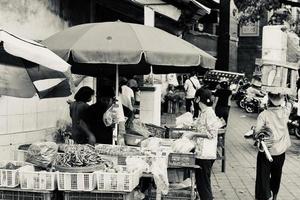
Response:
[[150, 156, 169, 195], [171, 137, 195, 153], [175, 112, 193, 128]]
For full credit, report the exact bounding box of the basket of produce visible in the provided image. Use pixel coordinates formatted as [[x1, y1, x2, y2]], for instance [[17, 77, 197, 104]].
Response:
[[95, 144, 143, 165], [145, 123, 166, 138], [95, 166, 141, 192], [0, 161, 33, 188], [20, 169, 57, 191], [54, 144, 115, 173]]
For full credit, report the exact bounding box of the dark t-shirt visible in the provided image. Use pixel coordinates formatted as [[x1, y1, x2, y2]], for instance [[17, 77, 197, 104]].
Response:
[[215, 89, 232, 107], [81, 102, 113, 144], [69, 101, 89, 144]]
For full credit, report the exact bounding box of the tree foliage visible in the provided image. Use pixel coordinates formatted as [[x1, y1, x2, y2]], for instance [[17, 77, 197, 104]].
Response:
[[234, 0, 282, 24]]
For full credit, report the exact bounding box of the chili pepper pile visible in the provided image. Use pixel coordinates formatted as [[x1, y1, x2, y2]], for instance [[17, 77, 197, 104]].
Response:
[[55, 144, 113, 168]]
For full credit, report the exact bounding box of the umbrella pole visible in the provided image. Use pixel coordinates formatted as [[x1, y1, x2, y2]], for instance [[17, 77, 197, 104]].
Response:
[[113, 65, 119, 145]]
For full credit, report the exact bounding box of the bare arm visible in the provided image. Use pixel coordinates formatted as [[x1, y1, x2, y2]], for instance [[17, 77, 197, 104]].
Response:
[[79, 119, 96, 145]]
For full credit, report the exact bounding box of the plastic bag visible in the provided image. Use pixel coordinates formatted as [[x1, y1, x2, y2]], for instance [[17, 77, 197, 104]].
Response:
[[26, 142, 58, 169], [103, 100, 124, 127], [150, 156, 169, 195], [171, 137, 195, 153], [175, 112, 193, 128], [127, 119, 152, 138], [126, 157, 149, 173], [140, 137, 161, 150]]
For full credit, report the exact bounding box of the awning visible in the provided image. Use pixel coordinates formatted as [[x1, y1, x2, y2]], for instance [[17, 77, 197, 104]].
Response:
[[193, 0, 220, 9], [130, 0, 215, 21], [131, 0, 182, 21]]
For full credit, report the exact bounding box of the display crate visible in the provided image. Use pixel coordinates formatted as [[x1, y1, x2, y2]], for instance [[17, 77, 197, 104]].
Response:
[[168, 153, 195, 167], [165, 128, 195, 139], [20, 171, 56, 191], [0, 161, 32, 188], [0, 188, 56, 200], [149, 189, 192, 200], [96, 167, 140, 192], [57, 172, 96, 191], [63, 191, 133, 200], [95, 144, 143, 165], [145, 123, 166, 138]]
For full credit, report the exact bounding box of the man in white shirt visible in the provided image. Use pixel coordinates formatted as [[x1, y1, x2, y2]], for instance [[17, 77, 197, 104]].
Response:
[[119, 77, 135, 129], [184, 71, 201, 118]]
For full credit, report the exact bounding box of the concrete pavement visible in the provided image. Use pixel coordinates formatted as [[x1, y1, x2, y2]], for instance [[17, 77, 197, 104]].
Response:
[[212, 105, 300, 200], [161, 104, 300, 200]]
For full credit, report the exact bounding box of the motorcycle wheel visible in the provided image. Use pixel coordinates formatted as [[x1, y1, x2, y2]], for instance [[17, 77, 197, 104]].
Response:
[[245, 104, 254, 113], [294, 127, 300, 139], [239, 98, 245, 109]]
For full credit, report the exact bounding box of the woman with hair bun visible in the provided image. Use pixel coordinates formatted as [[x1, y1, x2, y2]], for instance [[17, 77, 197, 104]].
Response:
[[185, 88, 222, 200]]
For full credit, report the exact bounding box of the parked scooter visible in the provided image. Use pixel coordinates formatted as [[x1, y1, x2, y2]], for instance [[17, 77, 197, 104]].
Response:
[[235, 82, 250, 108], [244, 96, 264, 113], [288, 103, 300, 139]]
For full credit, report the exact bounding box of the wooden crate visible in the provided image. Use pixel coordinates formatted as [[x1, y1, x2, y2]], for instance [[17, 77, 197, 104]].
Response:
[[260, 60, 298, 95], [0, 187, 56, 200]]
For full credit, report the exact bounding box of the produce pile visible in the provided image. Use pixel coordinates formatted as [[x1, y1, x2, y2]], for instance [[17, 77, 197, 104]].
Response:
[[0, 162, 21, 170], [55, 145, 114, 170], [95, 144, 143, 157]]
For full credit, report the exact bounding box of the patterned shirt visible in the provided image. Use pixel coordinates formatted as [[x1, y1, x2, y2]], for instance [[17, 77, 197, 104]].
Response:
[[193, 107, 222, 159]]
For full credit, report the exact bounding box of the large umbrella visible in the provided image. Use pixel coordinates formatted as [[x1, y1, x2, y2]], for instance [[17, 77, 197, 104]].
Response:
[[42, 21, 216, 76], [0, 29, 71, 98], [42, 21, 216, 144]]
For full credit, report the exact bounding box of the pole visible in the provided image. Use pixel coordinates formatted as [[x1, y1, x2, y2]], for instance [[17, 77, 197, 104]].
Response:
[[113, 65, 119, 145]]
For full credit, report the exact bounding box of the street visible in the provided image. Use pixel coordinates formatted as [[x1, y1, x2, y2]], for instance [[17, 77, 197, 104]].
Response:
[[211, 104, 300, 200]]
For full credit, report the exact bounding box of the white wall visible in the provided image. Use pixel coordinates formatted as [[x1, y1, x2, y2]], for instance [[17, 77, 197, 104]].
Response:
[[0, 0, 72, 159]]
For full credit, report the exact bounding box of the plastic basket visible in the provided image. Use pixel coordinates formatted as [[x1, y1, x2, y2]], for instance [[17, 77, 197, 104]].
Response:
[[0, 161, 32, 188], [57, 172, 96, 191], [96, 166, 140, 192], [20, 171, 57, 191]]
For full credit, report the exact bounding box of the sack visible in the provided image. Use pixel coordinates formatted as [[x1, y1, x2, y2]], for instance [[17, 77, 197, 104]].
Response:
[[26, 142, 58, 169]]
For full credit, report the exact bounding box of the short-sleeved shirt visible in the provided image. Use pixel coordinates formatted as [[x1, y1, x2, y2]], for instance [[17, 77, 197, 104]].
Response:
[[215, 89, 232, 107], [255, 104, 292, 155], [184, 76, 201, 99], [69, 101, 89, 144]]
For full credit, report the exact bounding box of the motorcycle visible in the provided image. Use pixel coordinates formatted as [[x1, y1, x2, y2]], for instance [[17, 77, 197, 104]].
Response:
[[288, 104, 300, 139], [235, 83, 250, 108], [244, 96, 266, 113]]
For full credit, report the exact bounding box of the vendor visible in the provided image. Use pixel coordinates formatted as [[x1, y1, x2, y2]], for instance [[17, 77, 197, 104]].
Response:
[[185, 88, 222, 200], [69, 86, 95, 144], [81, 86, 126, 145]]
